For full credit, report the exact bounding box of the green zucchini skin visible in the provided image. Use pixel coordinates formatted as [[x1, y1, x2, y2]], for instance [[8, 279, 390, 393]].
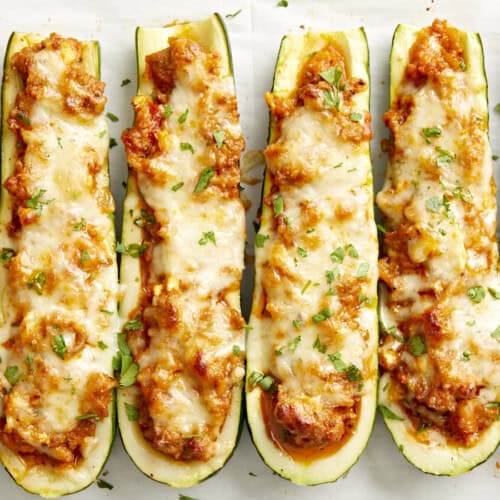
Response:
[[0, 33, 116, 498], [246, 28, 378, 486], [378, 23, 500, 476], [117, 13, 245, 487]]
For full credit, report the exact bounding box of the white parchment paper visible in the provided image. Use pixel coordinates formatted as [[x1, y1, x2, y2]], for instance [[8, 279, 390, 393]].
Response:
[[0, 0, 498, 498]]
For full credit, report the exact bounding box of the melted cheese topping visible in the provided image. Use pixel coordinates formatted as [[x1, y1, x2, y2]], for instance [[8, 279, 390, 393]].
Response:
[[0, 34, 118, 465], [250, 44, 378, 451], [121, 37, 245, 462], [378, 20, 500, 446]]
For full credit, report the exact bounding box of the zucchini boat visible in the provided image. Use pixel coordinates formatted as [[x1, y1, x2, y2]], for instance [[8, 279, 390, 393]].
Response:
[[246, 29, 378, 485], [0, 33, 119, 497], [118, 14, 246, 487], [377, 20, 500, 475]]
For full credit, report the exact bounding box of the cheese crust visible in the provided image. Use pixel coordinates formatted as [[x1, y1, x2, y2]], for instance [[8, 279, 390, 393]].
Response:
[[378, 20, 500, 446]]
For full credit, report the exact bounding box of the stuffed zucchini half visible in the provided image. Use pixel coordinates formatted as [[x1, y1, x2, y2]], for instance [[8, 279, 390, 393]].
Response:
[[118, 14, 246, 487], [377, 20, 500, 475], [0, 33, 119, 497], [246, 29, 378, 485]]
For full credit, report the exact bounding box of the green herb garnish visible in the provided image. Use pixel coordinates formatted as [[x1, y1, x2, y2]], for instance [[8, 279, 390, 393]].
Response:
[[379, 405, 405, 421], [194, 166, 215, 193], [409, 335, 427, 356]]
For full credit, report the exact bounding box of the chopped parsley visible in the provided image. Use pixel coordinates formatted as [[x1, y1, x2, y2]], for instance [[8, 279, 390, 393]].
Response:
[[494, 103, 500, 114], [313, 335, 327, 353], [133, 209, 155, 227], [248, 371, 276, 392], [467, 286, 486, 303], [320, 66, 343, 111], [409, 335, 427, 356], [355, 262, 369, 278], [119, 356, 139, 387], [16, 111, 31, 126], [380, 322, 405, 342], [79, 249, 91, 267], [325, 267, 340, 284], [422, 126, 441, 142], [180, 142, 195, 154], [273, 195, 284, 216], [116, 242, 147, 258], [320, 67, 342, 87], [106, 112, 119, 122], [323, 88, 337, 110], [96, 479, 114, 490], [225, 8, 242, 18], [312, 308, 333, 323], [292, 319, 303, 329], [345, 243, 358, 258], [350, 112, 362, 122], [121, 78, 131, 87], [194, 166, 215, 193], [346, 364, 362, 382], [417, 423, 431, 433], [178, 108, 189, 123], [328, 352, 346, 372], [491, 326, 500, 341], [297, 246, 307, 258], [435, 146, 454, 168], [109, 138, 118, 148], [97, 341, 108, 350], [51, 335, 67, 359], [76, 412, 99, 421], [330, 246, 345, 263], [124, 319, 143, 330], [276, 336, 301, 356], [0, 248, 15, 264], [462, 351, 472, 361], [488, 287, 500, 300], [171, 181, 184, 192], [4, 365, 23, 386], [301, 279, 312, 294], [112, 332, 139, 387], [379, 404, 405, 421], [163, 105, 173, 118], [425, 196, 443, 213], [213, 130, 225, 149], [124, 402, 139, 421], [255, 233, 269, 248], [232, 345, 241, 356], [198, 231, 216, 246], [452, 186, 473, 203], [27, 271, 46, 295], [358, 293, 375, 307], [26, 189, 49, 215], [277, 0, 288, 6], [72, 218, 86, 231]]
